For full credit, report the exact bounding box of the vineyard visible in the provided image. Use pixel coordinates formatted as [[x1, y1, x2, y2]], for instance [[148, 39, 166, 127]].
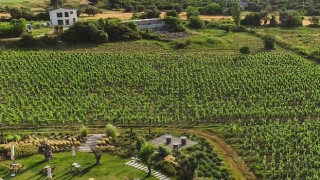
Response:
[[1, 52, 320, 127], [224, 119, 320, 179]]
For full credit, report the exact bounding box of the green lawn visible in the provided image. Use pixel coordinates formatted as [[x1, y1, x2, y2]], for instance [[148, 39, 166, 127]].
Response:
[[0, 152, 157, 180]]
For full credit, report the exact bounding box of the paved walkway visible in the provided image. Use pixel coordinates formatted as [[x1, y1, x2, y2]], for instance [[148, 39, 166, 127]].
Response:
[[78, 134, 104, 152], [125, 160, 170, 180]]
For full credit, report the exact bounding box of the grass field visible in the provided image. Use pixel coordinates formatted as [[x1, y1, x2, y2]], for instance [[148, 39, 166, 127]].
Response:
[[0, 152, 156, 180], [255, 27, 320, 56]]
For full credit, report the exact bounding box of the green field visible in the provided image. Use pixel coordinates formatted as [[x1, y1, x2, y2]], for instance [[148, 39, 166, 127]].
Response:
[[1, 52, 320, 127], [0, 152, 157, 179]]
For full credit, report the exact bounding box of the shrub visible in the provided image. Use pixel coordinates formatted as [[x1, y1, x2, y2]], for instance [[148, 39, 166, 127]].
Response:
[[173, 40, 191, 49], [136, 5, 145, 12], [263, 35, 276, 50], [241, 12, 261, 26], [105, 124, 119, 138], [19, 33, 39, 47], [279, 10, 303, 27], [80, 126, 88, 137], [188, 16, 205, 29], [186, 6, 199, 19], [200, 3, 222, 15], [136, 136, 146, 151], [103, 19, 141, 41], [91, 30, 109, 44], [40, 34, 59, 45], [5, 134, 21, 142], [164, 16, 186, 32], [85, 6, 101, 16], [158, 145, 171, 158], [269, 15, 278, 27], [310, 16, 320, 25], [154, 160, 176, 176], [166, 10, 179, 18], [141, 5, 160, 19], [240, 46, 251, 54]]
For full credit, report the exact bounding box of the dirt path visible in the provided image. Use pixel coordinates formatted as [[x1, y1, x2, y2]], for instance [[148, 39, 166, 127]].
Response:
[[184, 129, 256, 180]]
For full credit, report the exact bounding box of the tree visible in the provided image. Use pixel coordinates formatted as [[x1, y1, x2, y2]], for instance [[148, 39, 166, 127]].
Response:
[[136, 136, 146, 151], [279, 10, 303, 27], [241, 12, 262, 26], [91, 146, 104, 165], [186, 6, 199, 19], [50, 0, 65, 8], [40, 141, 53, 161], [231, 0, 241, 31], [85, 6, 101, 16], [200, 3, 222, 15], [263, 35, 276, 50], [188, 15, 205, 29], [138, 143, 156, 177]]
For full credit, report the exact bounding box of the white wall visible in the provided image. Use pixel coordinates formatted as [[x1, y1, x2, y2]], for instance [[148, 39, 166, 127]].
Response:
[[49, 9, 78, 26]]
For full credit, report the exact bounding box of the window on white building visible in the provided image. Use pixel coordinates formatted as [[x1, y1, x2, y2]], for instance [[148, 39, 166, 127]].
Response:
[[65, 19, 70, 25], [70, 11, 74, 14], [65, 12, 69, 17], [57, 12, 63, 18], [58, 20, 64, 25]]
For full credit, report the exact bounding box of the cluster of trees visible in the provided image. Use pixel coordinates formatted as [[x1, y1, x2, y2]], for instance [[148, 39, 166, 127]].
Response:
[[4, 7, 49, 21], [60, 18, 162, 44], [240, 9, 304, 28]]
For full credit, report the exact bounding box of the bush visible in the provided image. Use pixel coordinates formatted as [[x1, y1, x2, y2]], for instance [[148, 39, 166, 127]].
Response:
[[188, 16, 205, 29], [158, 145, 171, 158], [186, 6, 199, 19], [136, 5, 145, 12], [269, 15, 278, 27], [241, 12, 261, 26], [200, 3, 222, 15], [5, 134, 21, 142], [164, 16, 186, 32], [141, 5, 160, 19], [136, 136, 146, 151], [19, 33, 39, 47], [103, 19, 141, 41], [263, 35, 276, 50], [154, 160, 176, 176], [279, 10, 303, 27], [173, 40, 191, 49], [166, 10, 179, 18], [310, 16, 320, 25], [105, 124, 119, 138], [91, 30, 109, 43], [240, 46, 251, 54], [39, 34, 59, 45], [0, 19, 26, 38], [80, 126, 88, 137]]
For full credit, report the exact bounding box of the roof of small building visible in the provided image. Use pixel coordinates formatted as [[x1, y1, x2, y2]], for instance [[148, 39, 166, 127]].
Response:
[[150, 134, 198, 150], [48, 8, 77, 12]]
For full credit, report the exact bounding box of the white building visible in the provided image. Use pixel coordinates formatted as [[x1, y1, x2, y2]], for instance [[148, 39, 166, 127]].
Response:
[[49, 8, 77, 26], [125, 18, 167, 30]]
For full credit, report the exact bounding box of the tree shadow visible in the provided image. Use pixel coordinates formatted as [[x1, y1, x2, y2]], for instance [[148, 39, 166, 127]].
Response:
[[2, 159, 46, 179]]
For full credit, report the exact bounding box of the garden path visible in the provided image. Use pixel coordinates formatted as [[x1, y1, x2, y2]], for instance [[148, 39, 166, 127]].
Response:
[[78, 134, 104, 152]]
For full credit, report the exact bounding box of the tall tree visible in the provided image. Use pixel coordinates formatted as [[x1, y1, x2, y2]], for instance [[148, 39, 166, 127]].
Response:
[[138, 143, 156, 177], [231, 0, 242, 31]]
